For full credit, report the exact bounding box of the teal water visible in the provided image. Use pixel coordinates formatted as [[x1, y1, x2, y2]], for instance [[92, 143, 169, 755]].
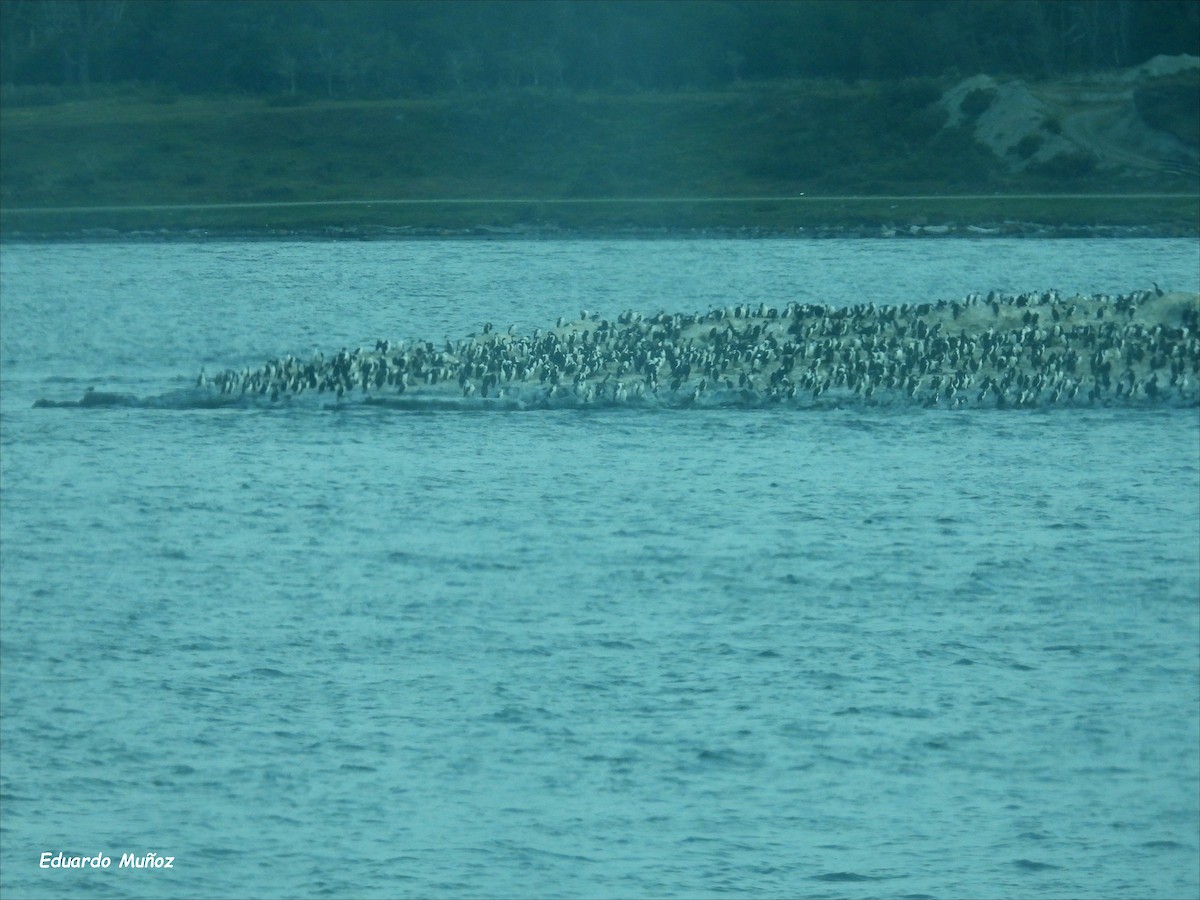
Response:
[[2, 239, 1198, 899]]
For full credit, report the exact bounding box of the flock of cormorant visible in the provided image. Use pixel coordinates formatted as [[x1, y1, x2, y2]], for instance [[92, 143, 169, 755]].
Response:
[[190, 287, 1198, 411], [31, 287, 1199, 411]]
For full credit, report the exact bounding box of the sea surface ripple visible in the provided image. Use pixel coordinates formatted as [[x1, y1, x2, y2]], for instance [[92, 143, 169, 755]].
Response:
[[1, 238, 1198, 899]]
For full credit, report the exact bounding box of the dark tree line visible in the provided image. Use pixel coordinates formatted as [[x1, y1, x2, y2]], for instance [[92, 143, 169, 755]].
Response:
[[2, 0, 1197, 97]]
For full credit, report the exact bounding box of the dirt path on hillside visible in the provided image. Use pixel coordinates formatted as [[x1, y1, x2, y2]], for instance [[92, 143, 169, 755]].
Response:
[[1034, 83, 1172, 173]]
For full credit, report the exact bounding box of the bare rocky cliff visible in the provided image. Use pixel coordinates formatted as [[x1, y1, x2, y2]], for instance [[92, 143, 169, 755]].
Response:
[[940, 54, 1200, 180]]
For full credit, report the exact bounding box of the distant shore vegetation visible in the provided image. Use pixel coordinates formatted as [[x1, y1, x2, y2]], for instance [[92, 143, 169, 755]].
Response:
[[1, 0, 1196, 99], [2, 1, 1196, 236]]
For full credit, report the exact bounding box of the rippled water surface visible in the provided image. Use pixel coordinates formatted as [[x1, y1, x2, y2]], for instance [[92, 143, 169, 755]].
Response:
[[2, 238, 1198, 899]]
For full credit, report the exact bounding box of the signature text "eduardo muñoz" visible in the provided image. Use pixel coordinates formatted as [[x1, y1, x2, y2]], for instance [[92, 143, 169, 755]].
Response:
[[40, 852, 174, 869]]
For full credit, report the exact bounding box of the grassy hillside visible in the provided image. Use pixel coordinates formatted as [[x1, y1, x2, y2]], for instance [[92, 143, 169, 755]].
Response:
[[2, 77, 1197, 235]]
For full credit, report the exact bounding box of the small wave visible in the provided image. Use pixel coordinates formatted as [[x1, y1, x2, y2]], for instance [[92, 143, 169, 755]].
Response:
[[693, 747, 766, 770], [808, 871, 889, 882], [1013, 858, 1062, 871], [32, 386, 244, 409], [247, 667, 290, 678]]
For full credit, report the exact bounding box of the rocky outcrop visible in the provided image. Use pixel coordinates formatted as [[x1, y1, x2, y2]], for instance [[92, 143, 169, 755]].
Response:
[[39, 289, 1197, 412], [940, 54, 1200, 177]]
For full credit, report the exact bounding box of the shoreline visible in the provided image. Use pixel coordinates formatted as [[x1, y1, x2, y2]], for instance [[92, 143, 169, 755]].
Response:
[[3, 193, 1197, 243], [3, 220, 1197, 243]]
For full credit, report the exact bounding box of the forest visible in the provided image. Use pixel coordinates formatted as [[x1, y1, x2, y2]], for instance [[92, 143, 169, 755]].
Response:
[[2, 0, 1197, 98]]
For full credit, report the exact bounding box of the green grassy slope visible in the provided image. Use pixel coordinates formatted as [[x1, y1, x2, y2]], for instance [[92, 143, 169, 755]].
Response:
[[2, 78, 1197, 234]]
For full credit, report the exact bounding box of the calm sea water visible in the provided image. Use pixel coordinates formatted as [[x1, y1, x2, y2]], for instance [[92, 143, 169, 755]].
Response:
[[1, 238, 1198, 900]]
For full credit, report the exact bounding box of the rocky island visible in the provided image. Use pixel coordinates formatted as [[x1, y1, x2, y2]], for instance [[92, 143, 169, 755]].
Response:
[[35, 289, 1200, 411]]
